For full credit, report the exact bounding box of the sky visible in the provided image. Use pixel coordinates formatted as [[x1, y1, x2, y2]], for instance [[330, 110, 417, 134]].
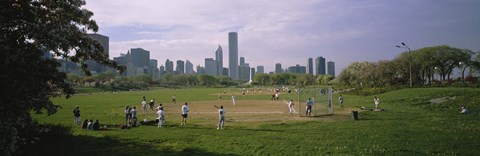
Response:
[[84, 0, 480, 75]]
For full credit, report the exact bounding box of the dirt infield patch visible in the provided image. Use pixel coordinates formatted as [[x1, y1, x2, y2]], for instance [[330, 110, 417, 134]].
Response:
[[141, 100, 352, 127]]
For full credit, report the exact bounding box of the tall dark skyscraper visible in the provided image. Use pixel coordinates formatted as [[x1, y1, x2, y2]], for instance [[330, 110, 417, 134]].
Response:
[[165, 59, 174, 73], [176, 60, 185, 74], [275, 63, 282, 74], [215, 45, 223, 76], [307, 58, 313, 75], [315, 56, 326, 75], [327, 61, 335, 76], [130, 48, 150, 68], [86, 33, 109, 73], [228, 32, 238, 80]]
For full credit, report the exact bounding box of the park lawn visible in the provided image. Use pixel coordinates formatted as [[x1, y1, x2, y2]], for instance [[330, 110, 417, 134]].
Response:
[[20, 87, 480, 155]]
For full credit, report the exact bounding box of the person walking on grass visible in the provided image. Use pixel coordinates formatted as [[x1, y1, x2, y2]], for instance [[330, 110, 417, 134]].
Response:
[[142, 99, 147, 114], [157, 107, 165, 128], [217, 106, 225, 129], [73, 105, 81, 125], [339, 95, 344, 108], [287, 99, 296, 114], [232, 96, 236, 106], [181, 102, 189, 126], [374, 96, 380, 111], [306, 98, 313, 116]]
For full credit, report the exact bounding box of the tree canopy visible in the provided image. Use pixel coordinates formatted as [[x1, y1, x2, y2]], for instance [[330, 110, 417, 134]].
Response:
[[0, 0, 122, 155]]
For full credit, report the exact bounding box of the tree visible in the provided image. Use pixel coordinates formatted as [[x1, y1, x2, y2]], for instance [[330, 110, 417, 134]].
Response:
[[0, 1, 122, 155]]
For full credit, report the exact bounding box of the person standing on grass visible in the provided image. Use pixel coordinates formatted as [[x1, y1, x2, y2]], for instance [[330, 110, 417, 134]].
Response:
[[73, 105, 81, 125], [124, 106, 130, 124], [149, 99, 155, 111], [339, 95, 344, 108], [172, 95, 177, 104], [217, 106, 225, 129], [142, 99, 147, 114], [232, 96, 236, 106], [131, 106, 137, 125], [181, 102, 189, 126], [157, 107, 165, 128], [306, 98, 313, 116], [374, 96, 380, 111]]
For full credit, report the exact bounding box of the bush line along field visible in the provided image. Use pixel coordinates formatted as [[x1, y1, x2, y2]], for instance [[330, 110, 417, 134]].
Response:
[[23, 87, 480, 155]]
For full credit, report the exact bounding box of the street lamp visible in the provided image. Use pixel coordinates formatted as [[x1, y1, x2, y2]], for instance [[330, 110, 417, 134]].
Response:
[[396, 42, 412, 88]]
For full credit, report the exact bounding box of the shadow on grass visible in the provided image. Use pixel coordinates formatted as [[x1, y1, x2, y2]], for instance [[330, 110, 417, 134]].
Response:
[[15, 124, 234, 156]]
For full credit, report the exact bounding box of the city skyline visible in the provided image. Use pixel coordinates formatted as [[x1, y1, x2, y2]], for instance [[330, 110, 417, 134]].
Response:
[[85, 0, 480, 73]]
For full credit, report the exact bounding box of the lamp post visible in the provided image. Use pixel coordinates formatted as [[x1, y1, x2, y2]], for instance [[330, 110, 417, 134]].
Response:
[[396, 42, 412, 88]]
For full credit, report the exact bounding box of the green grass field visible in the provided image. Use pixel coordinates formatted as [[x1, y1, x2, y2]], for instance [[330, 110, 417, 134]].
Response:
[[20, 87, 480, 155]]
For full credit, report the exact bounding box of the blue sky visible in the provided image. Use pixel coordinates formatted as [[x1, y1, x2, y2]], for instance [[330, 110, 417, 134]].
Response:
[[84, 0, 480, 74]]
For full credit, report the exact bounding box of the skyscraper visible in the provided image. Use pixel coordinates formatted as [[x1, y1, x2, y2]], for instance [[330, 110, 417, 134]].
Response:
[[215, 45, 223, 76], [240, 57, 245, 66], [165, 59, 174, 73], [275, 63, 282, 74], [228, 32, 238, 80], [176, 60, 185, 74], [205, 58, 217, 76], [238, 63, 250, 81], [315, 56, 326, 75], [307, 58, 313, 75], [130, 48, 150, 69], [327, 61, 335, 76], [185, 60, 194, 74], [256, 66, 264, 74], [159, 65, 165, 77], [150, 59, 158, 79], [86, 33, 109, 73], [288, 64, 306, 74], [250, 68, 256, 81]]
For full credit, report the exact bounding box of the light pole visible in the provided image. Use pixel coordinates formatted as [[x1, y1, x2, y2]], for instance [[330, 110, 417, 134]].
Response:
[[396, 42, 412, 88]]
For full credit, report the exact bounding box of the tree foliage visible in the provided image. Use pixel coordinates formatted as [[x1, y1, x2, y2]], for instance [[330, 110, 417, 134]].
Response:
[[0, 1, 122, 155]]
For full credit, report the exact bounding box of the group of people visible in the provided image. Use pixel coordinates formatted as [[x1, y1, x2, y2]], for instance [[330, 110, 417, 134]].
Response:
[[124, 106, 138, 125], [82, 119, 101, 130]]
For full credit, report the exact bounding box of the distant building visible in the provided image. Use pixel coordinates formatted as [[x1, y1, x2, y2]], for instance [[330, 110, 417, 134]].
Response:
[[165, 59, 174, 73], [240, 57, 245, 66], [159, 65, 165, 78], [150, 59, 159, 79], [327, 61, 335, 76], [113, 53, 128, 76], [205, 58, 217, 76], [215, 45, 223, 76], [86, 33, 109, 74], [275, 63, 282, 74], [251, 68, 256, 81], [223, 68, 229, 76], [228, 32, 238, 80], [196, 65, 205, 75], [238, 63, 250, 81], [185, 60, 194, 74], [130, 48, 150, 70], [307, 58, 313, 75], [315, 56, 326, 75], [176, 60, 185, 74], [288, 64, 306, 74], [256, 66, 264, 74]]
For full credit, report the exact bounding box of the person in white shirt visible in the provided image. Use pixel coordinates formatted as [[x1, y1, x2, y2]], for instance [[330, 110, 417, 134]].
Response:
[[142, 100, 147, 114], [232, 96, 236, 106], [374, 96, 380, 111], [131, 106, 137, 124], [287, 99, 296, 114], [172, 95, 177, 104], [157, 107, 165, 128], [181, 102, 189, 126], [217, 106, 225, 129]]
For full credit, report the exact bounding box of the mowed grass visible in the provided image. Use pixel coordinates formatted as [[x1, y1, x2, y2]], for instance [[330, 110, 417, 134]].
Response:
[[21, 87, 480, 155]]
